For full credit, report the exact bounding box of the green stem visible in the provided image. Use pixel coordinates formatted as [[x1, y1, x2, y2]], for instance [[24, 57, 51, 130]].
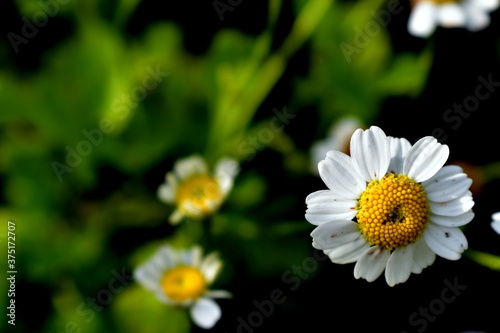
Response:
[[206, 0, 333, 160], [464, 249, 500, 271]]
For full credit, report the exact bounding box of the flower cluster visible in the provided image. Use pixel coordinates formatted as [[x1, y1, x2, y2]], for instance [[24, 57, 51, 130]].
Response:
[[408, 0, 499, 37]]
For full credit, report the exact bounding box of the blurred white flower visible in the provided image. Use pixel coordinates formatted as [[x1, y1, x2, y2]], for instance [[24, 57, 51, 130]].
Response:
[[306, 126, 474, 286], [310, 117, 362, 175], [491, 212, 500, 234], [134, 245, 231, 329], [158, 155, 239, 224], [408, 0, 499, 38]]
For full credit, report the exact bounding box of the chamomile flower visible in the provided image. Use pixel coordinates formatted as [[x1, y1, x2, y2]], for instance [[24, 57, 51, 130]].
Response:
[[158, 155, 239, 224], [310, 117, 362, 174], [491, 212, 500, 234], [408, 0, 499, 38], [134, 245, 231, 329], [305, 126, 474, 286]]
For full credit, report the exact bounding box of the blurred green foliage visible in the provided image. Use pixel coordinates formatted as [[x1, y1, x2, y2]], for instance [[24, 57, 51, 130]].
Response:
[[0, 0, 431, 332]]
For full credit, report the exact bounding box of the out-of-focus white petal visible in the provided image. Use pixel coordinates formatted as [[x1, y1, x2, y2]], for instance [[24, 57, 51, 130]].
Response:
[[491, 212, 500, 235], [408, 2, 438, 38], [190, 297, 221, 329], [174, 155, 207, 179], [437, 3, 467, 27], [215, 158, 239, 197]]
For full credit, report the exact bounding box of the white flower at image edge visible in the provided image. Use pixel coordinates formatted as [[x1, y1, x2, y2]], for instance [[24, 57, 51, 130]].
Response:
[[157, 155, 239, 224], [408, 0, 500, 38], [305, 126, 474, 286], [491, 212, 500, 234], [134, 245, 231, 329]]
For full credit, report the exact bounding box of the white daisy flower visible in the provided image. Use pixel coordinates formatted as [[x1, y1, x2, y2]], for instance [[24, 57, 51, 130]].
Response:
[[491, 212, 500, 234], [305, 126, 474, 286], [408, 0, 499, 38], [310, 117, 362, 175], [158, 155, 239, 224], [134, 245, 231, 329]]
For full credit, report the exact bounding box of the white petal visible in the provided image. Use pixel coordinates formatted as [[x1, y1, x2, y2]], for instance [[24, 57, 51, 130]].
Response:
[[133, 264, 162, 292], [430, 211, 474, 227], [411, 239, 436, 274], [200, 252, 223, 284], [157, 246, 177, 268], [305, 191, 358, 225], [318, 151, 366, 199], [408, 2, 438, 38], [158, 183, 176, 203], [466, 7, 491, 31], [437, 3, 467, 27], [305, 204, 357, 225], [310, 221, 361, 250], [470, 0, 499, 11], [350, 126, 390, 181], [305, 189, 339, 205], [429, 191, 474, 216], [324, 237, 370, 264], [169, 209, 184, 225], [491, 212, 500, 235], [215, 158, 239, 197], [385, 246, 414, 287], [354, 246, 391, 282], [424, 224, 468, 260], [134, 246, 178, 300], [174, 155, 207, 179], [190, 298, 221, 329], [423, 166, 472, 202], [404, 137, 449, 182], [387, 137, 412, 174], [139, 247, 175, 284], [182, 246, 203, 267], [491, 220, 500, 235], [492, 211, 500, 221]]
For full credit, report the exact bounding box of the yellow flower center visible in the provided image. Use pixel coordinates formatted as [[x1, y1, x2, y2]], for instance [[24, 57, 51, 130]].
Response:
[[356, 173, 430, 251], [161, 266, 206, 302], [176, 175, 221, 214]]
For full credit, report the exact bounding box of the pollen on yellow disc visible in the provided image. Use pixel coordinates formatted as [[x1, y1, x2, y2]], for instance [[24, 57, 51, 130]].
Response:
[[356, 173, 430, 251], [176, 175, 221, 214], [161, 266, 206, 302]]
